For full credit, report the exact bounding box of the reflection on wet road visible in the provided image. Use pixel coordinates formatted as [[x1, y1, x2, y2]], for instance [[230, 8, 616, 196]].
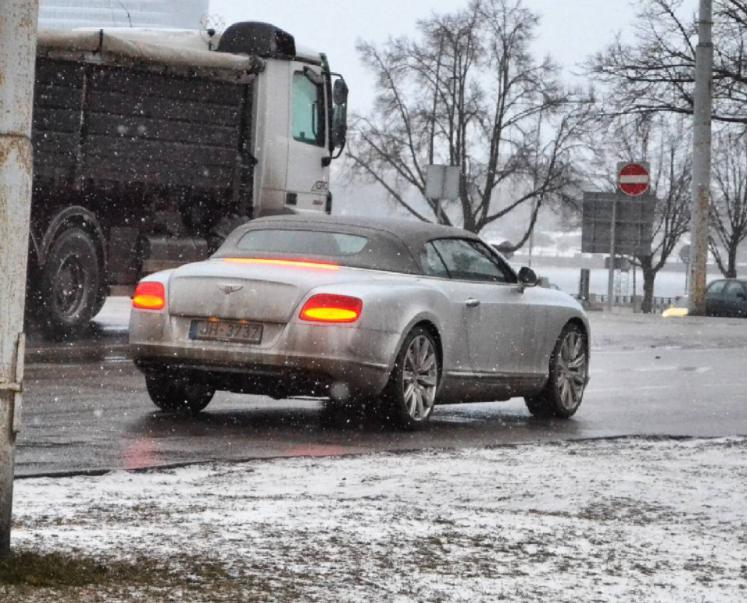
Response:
[[17, 337, 747, 476]]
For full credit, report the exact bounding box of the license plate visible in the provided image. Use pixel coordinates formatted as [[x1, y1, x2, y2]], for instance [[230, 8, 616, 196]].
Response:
[[190, 319, 263, 344]]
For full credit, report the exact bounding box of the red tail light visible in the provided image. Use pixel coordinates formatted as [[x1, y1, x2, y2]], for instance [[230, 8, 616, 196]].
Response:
[[300, 294, 362, 323], [132, 282, 166, 310]]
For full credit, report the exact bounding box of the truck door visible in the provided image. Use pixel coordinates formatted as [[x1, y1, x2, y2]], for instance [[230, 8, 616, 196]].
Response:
[[286, 63, 330, 212]]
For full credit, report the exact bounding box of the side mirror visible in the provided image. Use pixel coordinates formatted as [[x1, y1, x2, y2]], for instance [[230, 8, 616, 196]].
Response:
[[333, 78, 349, 105], [330, 77, 349, 155], [517, 266, 539, 288], [332, 108, 347, 151]]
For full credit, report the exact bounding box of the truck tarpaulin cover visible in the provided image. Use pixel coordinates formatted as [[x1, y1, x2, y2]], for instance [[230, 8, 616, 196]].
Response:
[[37, 29, 264, 73]]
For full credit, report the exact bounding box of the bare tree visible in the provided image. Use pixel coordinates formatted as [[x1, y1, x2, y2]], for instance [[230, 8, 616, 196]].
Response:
[[638, 121, 692, 311], [587, 0, 747, 289], [348, 0, 592, 240], [587, 0, 747, 124], [710, 129, 747, 276]]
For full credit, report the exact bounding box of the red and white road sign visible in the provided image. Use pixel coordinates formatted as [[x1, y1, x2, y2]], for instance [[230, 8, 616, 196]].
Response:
[[618, 162, 650, 197]]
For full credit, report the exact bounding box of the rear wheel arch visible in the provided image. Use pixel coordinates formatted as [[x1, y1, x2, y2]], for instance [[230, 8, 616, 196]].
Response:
[[412, 320, 443, 374], [40, 207, 107, 274], [390, 315, 444, 374]]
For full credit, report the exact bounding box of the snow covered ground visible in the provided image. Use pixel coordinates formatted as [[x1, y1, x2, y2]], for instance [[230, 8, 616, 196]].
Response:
[[8, 437, 747, 602]]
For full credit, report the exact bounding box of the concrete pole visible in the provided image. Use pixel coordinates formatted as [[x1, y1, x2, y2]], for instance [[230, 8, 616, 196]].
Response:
[[0, 0, 39, 557], [689, 0, 713, 316]]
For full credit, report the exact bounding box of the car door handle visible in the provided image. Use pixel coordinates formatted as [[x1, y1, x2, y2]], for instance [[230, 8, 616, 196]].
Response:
[[465, 298, 480, 308]]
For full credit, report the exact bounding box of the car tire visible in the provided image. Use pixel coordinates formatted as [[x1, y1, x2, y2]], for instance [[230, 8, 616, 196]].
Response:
[[39, 227, 102, 339], [381, 326, 440, 429], [145, 371, 215, 415], [525, 322, 588, 419]]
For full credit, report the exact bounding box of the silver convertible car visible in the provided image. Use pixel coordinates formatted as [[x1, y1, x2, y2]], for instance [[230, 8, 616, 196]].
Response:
[[129, 216, 590, 428]]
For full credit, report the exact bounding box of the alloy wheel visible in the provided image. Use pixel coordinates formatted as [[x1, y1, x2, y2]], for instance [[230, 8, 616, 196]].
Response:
[[556, 329, 588, 411], [401, 334, 438, 421]]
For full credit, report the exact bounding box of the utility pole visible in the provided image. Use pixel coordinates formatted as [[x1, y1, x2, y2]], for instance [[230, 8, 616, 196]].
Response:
[[689, 0, 713, 316], [0, 0, 39, 557]]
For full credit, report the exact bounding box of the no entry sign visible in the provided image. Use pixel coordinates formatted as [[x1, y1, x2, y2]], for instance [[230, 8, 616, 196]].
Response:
[[618, 162, 650, 197]]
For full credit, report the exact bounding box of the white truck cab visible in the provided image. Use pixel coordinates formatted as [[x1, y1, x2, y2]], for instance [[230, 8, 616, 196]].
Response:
[[215, 21, 348, 216]]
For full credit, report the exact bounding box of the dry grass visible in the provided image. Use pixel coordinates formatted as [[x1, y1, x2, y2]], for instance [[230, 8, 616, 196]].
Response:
[[0, 549, 280, 602]]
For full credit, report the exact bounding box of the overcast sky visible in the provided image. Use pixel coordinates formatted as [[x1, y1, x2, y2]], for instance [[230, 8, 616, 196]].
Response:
[[210, 0, 698, 113]]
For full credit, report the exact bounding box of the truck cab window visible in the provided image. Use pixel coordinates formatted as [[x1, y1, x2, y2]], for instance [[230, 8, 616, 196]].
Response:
[[292, 72, 325, 146]]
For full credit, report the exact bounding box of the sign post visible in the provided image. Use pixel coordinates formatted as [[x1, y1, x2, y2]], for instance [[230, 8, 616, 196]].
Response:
[[605, 162, 650, 311], [680, 244, 691, 293], [582, 162, 653, 312], [607, 198, 617, 311]]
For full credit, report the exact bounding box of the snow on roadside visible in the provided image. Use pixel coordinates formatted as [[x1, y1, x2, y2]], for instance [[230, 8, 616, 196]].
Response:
[[11, 437, 747, 602]]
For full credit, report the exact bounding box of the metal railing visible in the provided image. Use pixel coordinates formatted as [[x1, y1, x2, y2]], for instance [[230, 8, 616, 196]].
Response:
[[591, 294, 679, 310]]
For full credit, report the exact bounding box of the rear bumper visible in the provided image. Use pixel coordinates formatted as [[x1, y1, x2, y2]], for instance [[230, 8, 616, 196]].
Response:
[[129, 312, 398, 399]]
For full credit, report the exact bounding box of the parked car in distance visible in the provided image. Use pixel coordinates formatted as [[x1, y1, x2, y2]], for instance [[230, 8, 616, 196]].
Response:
[[662, 278, 747, 318], [129, 216, 590, 428], [705, 278, 747, 317]]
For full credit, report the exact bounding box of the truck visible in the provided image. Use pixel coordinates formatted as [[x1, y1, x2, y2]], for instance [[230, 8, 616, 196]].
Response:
[[28, 21, 348, 337]]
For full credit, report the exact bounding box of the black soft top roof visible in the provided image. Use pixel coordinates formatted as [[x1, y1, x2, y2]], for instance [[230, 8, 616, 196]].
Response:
[[214, 215, 484, 274]]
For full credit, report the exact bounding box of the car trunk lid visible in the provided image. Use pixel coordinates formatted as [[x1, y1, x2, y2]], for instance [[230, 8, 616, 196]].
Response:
[[167, 258, 359, 322]]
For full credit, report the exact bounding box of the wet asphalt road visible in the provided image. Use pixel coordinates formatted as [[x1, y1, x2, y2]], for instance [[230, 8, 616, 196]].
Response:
[[16, 311, 747, 477]]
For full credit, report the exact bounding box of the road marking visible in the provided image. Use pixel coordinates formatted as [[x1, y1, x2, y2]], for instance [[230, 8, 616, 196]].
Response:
[[592, 346, 742, 354], [587, 381, 747, 394], [591, 365, 712, 374], [587, 384, 674, 393]]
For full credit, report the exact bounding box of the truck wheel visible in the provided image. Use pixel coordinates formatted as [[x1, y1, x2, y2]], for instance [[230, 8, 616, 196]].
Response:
[[145, 371, 215, 415], [39, 227, 102, 338]]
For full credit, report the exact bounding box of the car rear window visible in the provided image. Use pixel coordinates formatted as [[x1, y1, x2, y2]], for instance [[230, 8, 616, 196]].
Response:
[[236, 229, 369, 257], [217, 225, 422, 274]]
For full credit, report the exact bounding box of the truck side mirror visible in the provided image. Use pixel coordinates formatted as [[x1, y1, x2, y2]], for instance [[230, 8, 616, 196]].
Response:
[[331, 78, 348, 156], [333, 78, 349, 105]]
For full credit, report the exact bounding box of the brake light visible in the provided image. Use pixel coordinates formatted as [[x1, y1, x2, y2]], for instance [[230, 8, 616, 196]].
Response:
[[132, 282, 166, 310], [223, 258, 339, 271], [300, 294, 362, 323]]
